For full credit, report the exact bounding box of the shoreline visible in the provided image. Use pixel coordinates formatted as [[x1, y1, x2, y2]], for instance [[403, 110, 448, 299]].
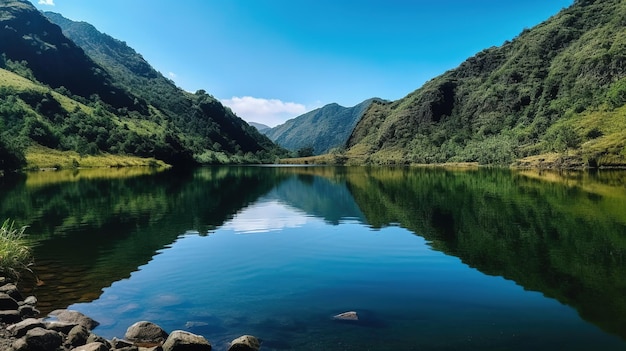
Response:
[[0, 276, 260, 351]]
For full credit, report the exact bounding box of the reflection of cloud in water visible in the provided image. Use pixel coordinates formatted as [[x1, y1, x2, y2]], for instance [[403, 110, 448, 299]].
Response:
[[221, 200, 310, 234]]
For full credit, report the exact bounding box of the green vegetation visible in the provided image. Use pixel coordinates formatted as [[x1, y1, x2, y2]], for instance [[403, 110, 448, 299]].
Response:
[[264, 99, 378, 156], [347, 0, 626, 167], [0, 2, 286, 173], [0, 219, 32, 280]]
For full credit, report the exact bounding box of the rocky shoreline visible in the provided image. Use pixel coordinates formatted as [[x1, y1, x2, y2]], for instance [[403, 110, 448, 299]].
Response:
[[0, 276, 260, 351]]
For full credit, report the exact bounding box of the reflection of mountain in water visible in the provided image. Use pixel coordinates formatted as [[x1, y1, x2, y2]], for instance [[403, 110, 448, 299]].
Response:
[[2, 167, 285, 312], [345, 167, 626, 341], [3, 166, 626, 342], [266, 174, 365, 225]]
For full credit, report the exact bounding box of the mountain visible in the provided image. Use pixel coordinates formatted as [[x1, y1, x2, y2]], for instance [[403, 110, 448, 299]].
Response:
[[0, 0, 285, 171], [264, 98, 379, 155], [0, 0, 137, 109], [346, 0, 626, 167], [248, 122, 271, 133]]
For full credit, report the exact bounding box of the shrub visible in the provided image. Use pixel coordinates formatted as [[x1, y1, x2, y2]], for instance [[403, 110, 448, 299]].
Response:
[[0, 219, 33, 280]]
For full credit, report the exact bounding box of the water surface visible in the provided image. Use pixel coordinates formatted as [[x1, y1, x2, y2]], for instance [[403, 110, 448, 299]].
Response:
[[2, 166, 626, 350]]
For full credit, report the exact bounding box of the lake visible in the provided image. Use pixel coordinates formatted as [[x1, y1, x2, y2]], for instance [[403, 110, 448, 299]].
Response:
[[2, 166, 626, 350]]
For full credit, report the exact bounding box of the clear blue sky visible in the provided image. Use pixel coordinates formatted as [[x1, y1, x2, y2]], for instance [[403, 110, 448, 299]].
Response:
[[32, 0, 574, 126]]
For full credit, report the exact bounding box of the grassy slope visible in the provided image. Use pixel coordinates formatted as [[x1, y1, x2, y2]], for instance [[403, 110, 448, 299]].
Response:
[[0, 68, 168, 169], [345, 0, 626, 168]]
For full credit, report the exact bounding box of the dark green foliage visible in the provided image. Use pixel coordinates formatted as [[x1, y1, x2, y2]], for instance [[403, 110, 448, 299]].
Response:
[[265, 99, 379, 155], [0, 1, 286, 168], [0, 138, 25, 173], [348, 0, 626, 165]]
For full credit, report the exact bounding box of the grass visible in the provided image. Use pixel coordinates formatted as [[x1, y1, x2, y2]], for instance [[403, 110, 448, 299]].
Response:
[[25, 145, 169, 170], [0, 219, 32, 280]]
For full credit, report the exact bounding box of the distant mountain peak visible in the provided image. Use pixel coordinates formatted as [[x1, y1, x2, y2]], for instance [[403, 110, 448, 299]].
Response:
[[264, 98, 382, 155]]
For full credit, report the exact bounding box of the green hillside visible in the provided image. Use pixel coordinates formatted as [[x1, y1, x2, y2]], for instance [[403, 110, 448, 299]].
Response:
[[346, 0, 626, 167], [264, 99, 379, 155], [0, 0, 285, 173]]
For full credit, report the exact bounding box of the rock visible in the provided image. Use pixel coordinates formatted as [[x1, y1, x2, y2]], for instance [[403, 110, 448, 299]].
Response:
[[67, 324, 91, 347], [125, 321, 169, 345], [87, 333, 113, 349], [19, 327, 63, 351], [0, 310, 22, 323], [228, 335, 260, 351], [48, 309, 100, 330], [23, 295, 38, 306], [0, 283, 23, 302], [11, 337, 28, 351], [162, 330, 211, 351], [45, 320, 79, 334], [71, 341, 110, 351], [0, 292, 19, 311], [18, 304, 40, 318], [333, 311, 359, 321], [111, 337, 135, 348], [6, 318, 45, 338]]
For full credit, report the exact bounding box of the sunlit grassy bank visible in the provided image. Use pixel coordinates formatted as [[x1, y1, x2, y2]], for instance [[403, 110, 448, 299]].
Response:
[[0, 219, 32, 280], [25, 145, 169, 170]]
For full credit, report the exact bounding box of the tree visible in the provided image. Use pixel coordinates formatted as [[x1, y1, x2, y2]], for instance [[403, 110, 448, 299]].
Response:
[[0, 138, 26, 173]]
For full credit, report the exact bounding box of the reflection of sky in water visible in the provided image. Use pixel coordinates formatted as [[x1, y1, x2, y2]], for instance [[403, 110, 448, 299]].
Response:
[[67, 196, 624, 350], [220, 200, 312, 234]]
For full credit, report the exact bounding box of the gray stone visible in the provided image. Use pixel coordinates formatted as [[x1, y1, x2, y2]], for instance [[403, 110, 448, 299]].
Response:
[[87, 333, 113, 349], [67, 324, 91, 347], [125, 321, 168, 345], [0, 283, 23, 302], [140, 346, 164, 351], [333, 311, 359, 321], [23, 295, 37, 306], [6, 318, 45, 338], [0, 310, 21, 323], [228, 335, 260, 351], [71, 342, 110, 351], [48, 309, 100, 330], [0, 292, 19, 311], [11, 337, 28, 351], [45, 320, 79, 333], [162, 330, 211, 351], [22, 327, 63, 351], [111, 337, 136, 348]]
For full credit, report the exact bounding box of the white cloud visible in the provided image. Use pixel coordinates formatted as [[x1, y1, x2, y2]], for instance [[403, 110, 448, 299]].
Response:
[[168, 72, 177, 79], [220, 96, 309, 127], [38, 0, 55, 5]]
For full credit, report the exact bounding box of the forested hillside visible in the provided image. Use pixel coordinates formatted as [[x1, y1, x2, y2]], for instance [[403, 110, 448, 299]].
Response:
[[0, 0, 285, 172], [264, 99, 379, 155], [346, 0, 626, 167]]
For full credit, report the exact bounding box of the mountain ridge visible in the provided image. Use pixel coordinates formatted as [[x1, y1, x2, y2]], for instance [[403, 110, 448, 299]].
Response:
[[345, 0, 626, 167], [264, 98, 380, 155], [0, 1, 286, 172]]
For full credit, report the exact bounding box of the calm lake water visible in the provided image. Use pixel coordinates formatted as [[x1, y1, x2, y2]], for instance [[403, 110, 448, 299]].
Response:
[[2, 166, 626, 350]]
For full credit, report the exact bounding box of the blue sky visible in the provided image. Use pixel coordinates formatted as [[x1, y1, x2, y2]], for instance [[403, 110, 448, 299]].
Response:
[[33, 0, 573, 126]]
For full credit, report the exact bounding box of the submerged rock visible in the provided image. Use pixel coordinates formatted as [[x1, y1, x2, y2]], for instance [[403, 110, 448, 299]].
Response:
[[48, 310, 99, 330], [333, 311, 359, 321]]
